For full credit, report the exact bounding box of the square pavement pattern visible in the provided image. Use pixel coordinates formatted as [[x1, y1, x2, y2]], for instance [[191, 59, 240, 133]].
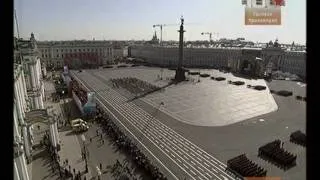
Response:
[[87, 67, 278, 127]]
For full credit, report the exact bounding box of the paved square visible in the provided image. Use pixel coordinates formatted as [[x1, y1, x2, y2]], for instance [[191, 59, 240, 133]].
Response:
[[90, 67, 278, 126]]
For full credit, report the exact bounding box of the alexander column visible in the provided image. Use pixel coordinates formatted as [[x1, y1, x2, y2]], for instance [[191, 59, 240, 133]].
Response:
[[174, 16, 187, 82]]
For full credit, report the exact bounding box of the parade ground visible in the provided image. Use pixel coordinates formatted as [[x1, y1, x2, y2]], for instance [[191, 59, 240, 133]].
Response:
[[70, 66, 306, 180]]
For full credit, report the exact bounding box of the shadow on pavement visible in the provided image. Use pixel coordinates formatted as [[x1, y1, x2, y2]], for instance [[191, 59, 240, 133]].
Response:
[[32, 148, 49, 161], [65, 131, 78, 136], [58, 126, 72, 132]]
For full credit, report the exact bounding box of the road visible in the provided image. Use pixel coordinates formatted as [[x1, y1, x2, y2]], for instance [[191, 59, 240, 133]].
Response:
[[70, 70, 236, 180]]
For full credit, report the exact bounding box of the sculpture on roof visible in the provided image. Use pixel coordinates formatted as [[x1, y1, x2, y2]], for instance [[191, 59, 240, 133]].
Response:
[[274, 38, 279, 47], [30, 32, 37, 49]]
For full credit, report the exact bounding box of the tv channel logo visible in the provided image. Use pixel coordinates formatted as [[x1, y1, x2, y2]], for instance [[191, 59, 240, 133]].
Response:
[[242, 0, 285, 25]]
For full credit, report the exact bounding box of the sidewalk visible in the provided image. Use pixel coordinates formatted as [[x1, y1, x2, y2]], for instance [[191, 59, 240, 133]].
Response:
[[30, 80, 92, 180], [58, 129, 92, 180]]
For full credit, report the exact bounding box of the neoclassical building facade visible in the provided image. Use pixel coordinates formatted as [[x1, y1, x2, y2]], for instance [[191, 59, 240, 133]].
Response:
[[37, 40, 114, 68], [130, 44, 306, 78], [14, 33, 60, 180]]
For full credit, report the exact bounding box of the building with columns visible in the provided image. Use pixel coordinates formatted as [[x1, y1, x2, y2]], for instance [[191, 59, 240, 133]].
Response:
[[16, 33, 45, 110], [14, 33, 60, 180], [14, 63, 31, 180], [130, 41, 306, 79], [37, 40, 114, 69]]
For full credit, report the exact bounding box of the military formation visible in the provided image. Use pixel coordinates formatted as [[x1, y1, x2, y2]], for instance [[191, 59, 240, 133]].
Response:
[[258, 140, 297, 170], [290, 130, 306, 147], [226, 154, 267, 177]]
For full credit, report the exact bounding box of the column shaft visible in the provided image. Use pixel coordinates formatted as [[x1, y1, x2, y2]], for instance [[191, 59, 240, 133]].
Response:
[[30, 64, 36, 90], [22, 126, 31, 158], [14, 82, 24, 119], [34, 96, 39, 110], [19, 77, 26, 112], [14, 160, 21, 180], [16, 154, 30, 180], [49, 123, 57, 147], [54, 122, 60, 145]]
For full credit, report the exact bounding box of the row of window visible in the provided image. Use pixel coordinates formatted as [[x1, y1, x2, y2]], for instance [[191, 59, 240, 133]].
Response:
[[279, 59, 305, 67], [41, 48, 112, 53], [41, 51, 113, 59]]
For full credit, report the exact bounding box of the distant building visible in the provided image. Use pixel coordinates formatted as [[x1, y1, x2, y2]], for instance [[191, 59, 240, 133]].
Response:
[[148, 31, 159, 44], [113, 46, 128, 59], [130, 39, 306, 79], [37, 40, 114, 69]]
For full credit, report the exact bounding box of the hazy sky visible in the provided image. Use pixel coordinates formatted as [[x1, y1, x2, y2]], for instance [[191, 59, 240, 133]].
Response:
[[14, 0, 306, 44]]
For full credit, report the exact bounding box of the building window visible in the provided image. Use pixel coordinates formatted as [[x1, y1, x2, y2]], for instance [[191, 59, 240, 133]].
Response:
[[57, 54, 59, 58], [61, 49, 63, 52], [62, 54, 64, 58], [79, 49, 81, 52], [256, 0, 262, 5], [269, 0, 274, 5], [56, 49, 59, 52]]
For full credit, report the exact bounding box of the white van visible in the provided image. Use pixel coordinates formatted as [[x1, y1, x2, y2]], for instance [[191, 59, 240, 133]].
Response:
[[71, 118, 89, 132], [71, 118, 88, 127], [72, 123, 89, 132]]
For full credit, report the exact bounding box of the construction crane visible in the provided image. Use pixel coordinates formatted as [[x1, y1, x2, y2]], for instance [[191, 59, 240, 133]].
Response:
[[201, 32, 212, 42], [154, 20, 199, 45]]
